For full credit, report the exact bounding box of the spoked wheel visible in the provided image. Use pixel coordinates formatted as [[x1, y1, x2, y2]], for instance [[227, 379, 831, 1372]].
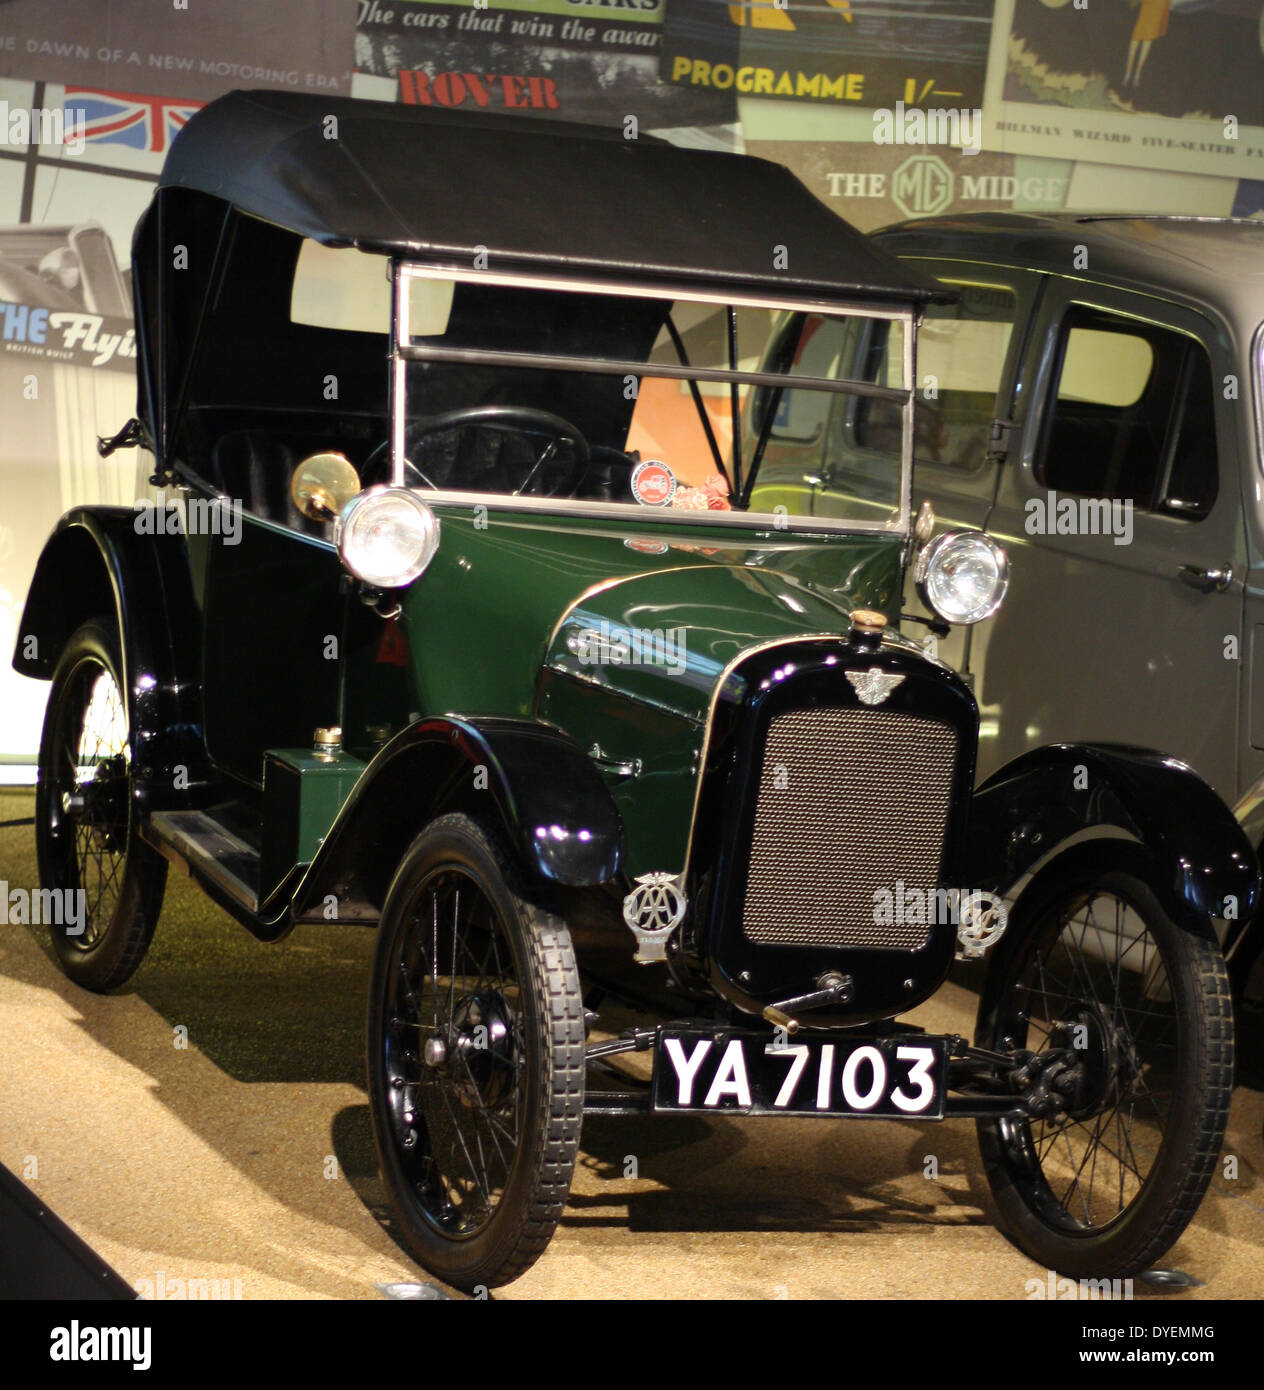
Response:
[[977, 852, 1233, 1278], [367, 813, 584, 1291], [35, 620, 166, 991]]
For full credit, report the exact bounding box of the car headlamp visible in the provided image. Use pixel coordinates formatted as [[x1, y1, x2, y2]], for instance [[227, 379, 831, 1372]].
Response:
[[338, 486, 440, 589], [914, 530, 1009, 626]]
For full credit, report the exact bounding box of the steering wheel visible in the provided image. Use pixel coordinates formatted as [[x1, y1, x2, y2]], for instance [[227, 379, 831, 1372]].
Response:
[[363, 405, 592, 498]]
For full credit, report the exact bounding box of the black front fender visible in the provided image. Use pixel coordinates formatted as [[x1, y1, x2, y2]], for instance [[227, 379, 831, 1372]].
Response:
[[965, 743, 1259, 940], [288, 714, 625, 918], [13, 507, 212, 811]]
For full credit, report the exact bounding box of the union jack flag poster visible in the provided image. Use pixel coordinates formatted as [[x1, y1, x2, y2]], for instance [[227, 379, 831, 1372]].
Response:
[[62, 89, 204, 154]]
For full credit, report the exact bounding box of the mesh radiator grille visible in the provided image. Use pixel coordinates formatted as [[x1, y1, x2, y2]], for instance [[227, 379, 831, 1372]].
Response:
[[742, 706, 958, 950]]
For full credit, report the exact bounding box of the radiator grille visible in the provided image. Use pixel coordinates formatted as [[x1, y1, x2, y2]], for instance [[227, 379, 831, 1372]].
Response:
[[742, 706, 958, 950]]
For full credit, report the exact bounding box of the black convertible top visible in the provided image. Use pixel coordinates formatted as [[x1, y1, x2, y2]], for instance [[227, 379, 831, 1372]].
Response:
[[160, 89, 949, 305]]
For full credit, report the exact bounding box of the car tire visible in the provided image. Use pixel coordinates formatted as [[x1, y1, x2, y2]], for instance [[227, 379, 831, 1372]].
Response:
[[367, 812, 584, 1291], [975, 850, 1232, 1279], [35, 619, 167, 991]]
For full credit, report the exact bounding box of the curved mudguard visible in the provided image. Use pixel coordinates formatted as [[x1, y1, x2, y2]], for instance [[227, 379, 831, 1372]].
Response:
[[287, 714, 626, 920], [965, 743, 1259, 940], [13, 507, 213, 811]]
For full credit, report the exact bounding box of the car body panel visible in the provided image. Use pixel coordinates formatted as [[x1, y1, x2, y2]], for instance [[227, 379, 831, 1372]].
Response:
[[874, 216, 1260, 806]]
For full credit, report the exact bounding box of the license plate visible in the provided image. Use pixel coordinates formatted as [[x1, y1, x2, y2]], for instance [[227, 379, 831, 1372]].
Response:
[[652, 1028, 949, 1119]]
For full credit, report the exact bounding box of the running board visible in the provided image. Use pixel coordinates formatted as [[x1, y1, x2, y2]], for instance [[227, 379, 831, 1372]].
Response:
[[147, 809, 261, 914]]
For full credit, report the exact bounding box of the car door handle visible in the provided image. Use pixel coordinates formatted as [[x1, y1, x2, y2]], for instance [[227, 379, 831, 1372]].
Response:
[[1177, 563, 1233, 593], [587, 744, 642, 780]]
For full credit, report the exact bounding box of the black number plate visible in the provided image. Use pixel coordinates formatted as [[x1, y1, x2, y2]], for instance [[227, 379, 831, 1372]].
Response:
[[652, 1029, 948, 1119]]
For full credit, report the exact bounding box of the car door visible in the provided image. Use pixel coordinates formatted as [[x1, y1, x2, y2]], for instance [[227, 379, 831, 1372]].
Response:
[[981, 279, 1245, 798]]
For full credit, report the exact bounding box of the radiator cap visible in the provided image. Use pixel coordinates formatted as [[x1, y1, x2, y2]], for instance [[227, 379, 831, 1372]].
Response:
[[849, 608, 888, 634]]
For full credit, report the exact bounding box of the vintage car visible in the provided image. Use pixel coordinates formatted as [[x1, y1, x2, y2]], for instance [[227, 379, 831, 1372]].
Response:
[[13, 94, 1257, 1291], [862, 212, 1264, 1004]]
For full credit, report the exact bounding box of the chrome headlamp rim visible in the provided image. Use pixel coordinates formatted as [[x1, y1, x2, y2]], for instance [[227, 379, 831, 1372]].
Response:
[[913, 529, 1009, 626], [337, 484, 440, 589]]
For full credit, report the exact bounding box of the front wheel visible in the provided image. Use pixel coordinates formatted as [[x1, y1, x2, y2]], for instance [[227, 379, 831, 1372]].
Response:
[[367, 813, 584, 1291], [976, 854, 1232, 1278]]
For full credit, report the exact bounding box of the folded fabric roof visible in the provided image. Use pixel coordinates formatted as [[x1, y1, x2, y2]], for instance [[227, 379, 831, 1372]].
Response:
[[160, 89, 952, 305]]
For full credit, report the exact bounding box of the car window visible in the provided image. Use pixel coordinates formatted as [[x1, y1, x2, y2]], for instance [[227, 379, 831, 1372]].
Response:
[[292, 240, 454, 335], [856, 282, 1016, 471], [1037, 305, 1218, 520], [763, 314, 850, 444]]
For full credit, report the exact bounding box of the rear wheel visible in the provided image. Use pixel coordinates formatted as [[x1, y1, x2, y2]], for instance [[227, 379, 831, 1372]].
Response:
[[976, 857, 1232, 1278], [35, 619, 166, 991], [367, 813, 584, 1291]]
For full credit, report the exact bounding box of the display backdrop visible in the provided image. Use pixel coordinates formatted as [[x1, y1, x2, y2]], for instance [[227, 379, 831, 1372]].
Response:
[[0, 0, 1254, 771]]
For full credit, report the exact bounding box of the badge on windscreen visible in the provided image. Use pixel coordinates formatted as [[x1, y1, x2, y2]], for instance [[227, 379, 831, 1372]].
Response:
[[630, 459, 676, 507]]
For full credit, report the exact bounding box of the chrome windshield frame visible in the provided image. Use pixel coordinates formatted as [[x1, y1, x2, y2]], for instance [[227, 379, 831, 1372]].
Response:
[[388, 259, 918, 536]]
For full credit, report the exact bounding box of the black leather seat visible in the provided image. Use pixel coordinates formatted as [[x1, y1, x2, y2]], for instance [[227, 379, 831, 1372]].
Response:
[[210, 430, 325, 533]]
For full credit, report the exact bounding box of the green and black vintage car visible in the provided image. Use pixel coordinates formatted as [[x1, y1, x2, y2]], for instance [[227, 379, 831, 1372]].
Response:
[[14, 91, 1258, 1290]]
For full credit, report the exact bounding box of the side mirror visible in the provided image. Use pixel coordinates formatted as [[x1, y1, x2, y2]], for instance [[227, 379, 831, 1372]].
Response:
[[291, 452, 361, 523]]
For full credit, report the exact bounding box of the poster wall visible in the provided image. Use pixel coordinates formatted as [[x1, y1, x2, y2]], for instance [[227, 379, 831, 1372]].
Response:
[[355, 0, 737, 140], [0, 0, 356, 772], [751, 140, 1072, 231], [983, 0, 1264, 180], [0, 0, 1258, 771], [661, 0, 996, 109], [0, 77, 162, 771]]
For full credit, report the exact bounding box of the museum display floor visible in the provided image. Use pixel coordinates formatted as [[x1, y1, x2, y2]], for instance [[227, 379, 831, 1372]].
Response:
[[2, 789, 1260, 1301]]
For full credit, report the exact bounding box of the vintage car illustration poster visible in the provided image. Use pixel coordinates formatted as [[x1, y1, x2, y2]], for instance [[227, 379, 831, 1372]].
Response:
[[0, 78, 158, 774], [661, 0, 996, 110], [984, 0, 1264, 179], [355, 0, 737, 140]]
